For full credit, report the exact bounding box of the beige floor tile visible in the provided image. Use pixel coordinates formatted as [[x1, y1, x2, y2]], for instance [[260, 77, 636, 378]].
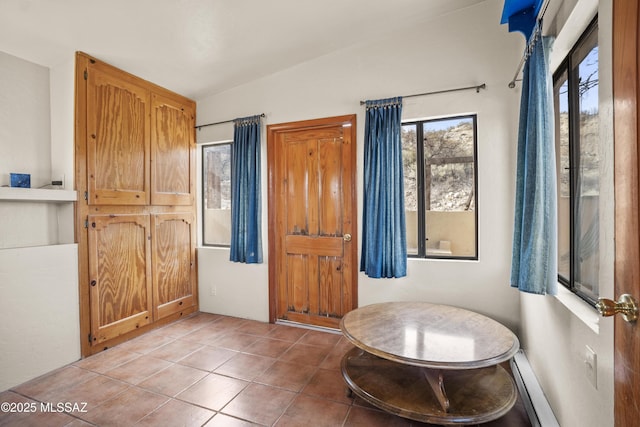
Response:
[[13, 366, 97, 401], [39, 374, 129, 409], [178, 345, 237, 372], [221, 383, 296, 426], [0, 391, 77, 427], [279, 343, 331, 366], [253, 360, 318, 392], [176, 373, 247, 411], [266, 325, 308, 342], [204, 413, 260, 426], [104, 355, 171, 385], [76, 387, 168, 426], [114, 331, 175, 354], [297, 330, 342, 347], [137, 364, 208, 397], [180, 324, 229, 345], [235, 320, 276, 336], [73, 347, 141, 374], [209, 332, 259, 352], [243, 337, 293, 359], [214, 353, 275, 381], [275, 394, 350, 427], [135, 398, 215, 426], [302, 368, 354, 405], [147, 339, 204, 362]]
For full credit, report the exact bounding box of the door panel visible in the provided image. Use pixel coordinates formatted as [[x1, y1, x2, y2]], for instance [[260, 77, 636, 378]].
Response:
[[268, 115, 357, 329], [86, 62, 150, 205], [319, 256, 343, 317], [151, 93, 195, 206], [152, 213, 196, 320], [613, 1, 640, 425], [88, 214, 152, 345], [319, 138, 343, 235]]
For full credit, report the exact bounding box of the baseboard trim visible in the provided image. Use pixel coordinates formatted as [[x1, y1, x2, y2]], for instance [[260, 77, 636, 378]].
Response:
[[275, 319, 342, 335], [510, 350, 560, 427]]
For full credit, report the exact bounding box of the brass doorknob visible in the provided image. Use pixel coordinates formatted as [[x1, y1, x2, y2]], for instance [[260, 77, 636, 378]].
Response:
[[596, 294, 639, 322], [343, 233, 352, 242]]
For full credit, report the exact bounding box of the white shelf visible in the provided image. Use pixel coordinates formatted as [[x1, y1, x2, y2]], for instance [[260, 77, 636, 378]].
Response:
[[0, 187, 77, 202]]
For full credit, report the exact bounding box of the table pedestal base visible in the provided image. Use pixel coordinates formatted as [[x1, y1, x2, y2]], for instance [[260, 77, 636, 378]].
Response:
[[341, 348, 517, 425]]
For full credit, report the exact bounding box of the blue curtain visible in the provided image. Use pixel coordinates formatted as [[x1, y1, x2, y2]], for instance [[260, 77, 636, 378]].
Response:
[[230, 115, 262, 264], [511, 31, 557, 295], [360, 97, 407, 278]]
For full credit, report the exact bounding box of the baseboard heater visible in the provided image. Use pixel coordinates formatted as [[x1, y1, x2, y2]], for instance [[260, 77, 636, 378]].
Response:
[[510, 350, 560, 427]]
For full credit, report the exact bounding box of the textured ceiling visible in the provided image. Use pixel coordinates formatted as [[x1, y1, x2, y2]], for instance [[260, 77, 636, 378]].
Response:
[[0, 0, 488, 99]]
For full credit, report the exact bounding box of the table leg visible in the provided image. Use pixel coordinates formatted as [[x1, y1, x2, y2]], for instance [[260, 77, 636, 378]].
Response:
[[422, 368, 450, 413]]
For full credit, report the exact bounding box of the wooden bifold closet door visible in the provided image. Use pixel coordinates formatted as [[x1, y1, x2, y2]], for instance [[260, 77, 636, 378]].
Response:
[[86, 60, 150, 205], [76, 52, 197, 356], [88, 214, 153, 345]]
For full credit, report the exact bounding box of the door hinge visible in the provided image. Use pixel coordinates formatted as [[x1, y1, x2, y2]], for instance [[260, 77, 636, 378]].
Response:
[[84, 69, 88, 80], [84, 191, 88, 201], [84, 219, 88, 229], [88, 333, 92, 344]]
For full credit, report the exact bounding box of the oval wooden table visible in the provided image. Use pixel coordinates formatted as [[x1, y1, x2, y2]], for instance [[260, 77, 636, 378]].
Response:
[[339, 302, 520, 425]]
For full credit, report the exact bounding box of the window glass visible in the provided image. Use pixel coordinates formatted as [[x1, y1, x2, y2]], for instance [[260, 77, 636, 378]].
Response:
[[574, 32, 599, 301], [553, 17, 599, 303], [402, 124, 419, 255], [554, 71, 570, 282], [402, 115, 478, 259], [202, 143, 232, 246]]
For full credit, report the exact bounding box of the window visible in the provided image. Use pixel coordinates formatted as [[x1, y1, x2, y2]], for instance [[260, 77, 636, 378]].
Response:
[[202, 143, 232, 246], [402, 115, 478, 259], [553, 17, 599, 304]]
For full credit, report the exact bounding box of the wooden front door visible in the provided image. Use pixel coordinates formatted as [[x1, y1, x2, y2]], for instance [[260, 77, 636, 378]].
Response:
[[612, 1, 640, 425], [267, 115, 358, 329]]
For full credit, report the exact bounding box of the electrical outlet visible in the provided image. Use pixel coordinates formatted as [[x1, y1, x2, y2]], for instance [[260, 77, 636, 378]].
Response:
[[210, 286, 217, 296], [585, 345, 597, 388], [51, 174, 65, 189]]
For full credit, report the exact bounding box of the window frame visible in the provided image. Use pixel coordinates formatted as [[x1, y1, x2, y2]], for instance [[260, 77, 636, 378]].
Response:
[[201, 141, 233, 248], [402, 114, 479, 260], [552, 16, 599, 305]]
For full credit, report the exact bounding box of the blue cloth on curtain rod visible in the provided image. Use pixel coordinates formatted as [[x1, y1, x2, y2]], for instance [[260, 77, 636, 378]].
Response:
[[360, 97, 407, 278], [230, 115, 263, 264], [511, 29, 557, 295]]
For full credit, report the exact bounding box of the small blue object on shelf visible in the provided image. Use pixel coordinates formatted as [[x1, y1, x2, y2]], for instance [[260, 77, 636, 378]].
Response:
[[10, 173, 31, 188]]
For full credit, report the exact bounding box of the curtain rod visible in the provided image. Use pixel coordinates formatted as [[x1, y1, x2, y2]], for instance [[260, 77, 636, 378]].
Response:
[[359, 83, 486, 105], [507, 0, 551, 89], [195, 113, 265, 130]]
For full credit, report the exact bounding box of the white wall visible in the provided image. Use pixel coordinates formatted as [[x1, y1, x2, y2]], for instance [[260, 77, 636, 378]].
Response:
[[196, 0, 523, 331], [0, 51, 80, 391], [49, 55, 77, 244], [0, 244, 80, 391], [519, 0, 615, 426], [0, 51, 51, 188], [0, 52, 55, 248]]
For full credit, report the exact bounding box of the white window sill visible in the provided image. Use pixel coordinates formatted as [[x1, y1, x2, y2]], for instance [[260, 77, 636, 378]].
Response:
[[554, 284, 600, 334], [197, 245, 230, 250]]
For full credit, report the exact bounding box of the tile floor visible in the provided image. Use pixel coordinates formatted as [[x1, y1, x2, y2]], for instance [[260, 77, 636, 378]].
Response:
[[0, 313, 532, 426]]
